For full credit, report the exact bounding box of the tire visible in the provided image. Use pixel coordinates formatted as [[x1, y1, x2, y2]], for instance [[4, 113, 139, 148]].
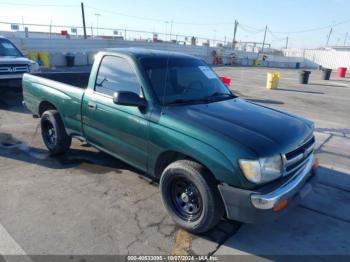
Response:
[[160, 160, 225, 234], [41, 110, 71, 155]]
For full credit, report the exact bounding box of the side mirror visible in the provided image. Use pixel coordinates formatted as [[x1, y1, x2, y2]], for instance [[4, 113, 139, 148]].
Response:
[[113, 91, 147, 108]]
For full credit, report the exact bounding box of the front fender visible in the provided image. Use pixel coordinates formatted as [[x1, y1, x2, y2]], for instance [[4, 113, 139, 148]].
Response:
[[149, 122, 245, 187]]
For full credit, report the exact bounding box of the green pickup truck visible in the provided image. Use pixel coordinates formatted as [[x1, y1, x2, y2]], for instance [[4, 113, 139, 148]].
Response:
[[23, 48, 318, 233]]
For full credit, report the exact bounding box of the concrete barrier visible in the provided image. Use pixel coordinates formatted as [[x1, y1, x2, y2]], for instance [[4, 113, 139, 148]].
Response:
[[88, 52, 97, 65], [74, 52, 88, 66], [5, 36, 309, 68], [50, 52, 66, 67]]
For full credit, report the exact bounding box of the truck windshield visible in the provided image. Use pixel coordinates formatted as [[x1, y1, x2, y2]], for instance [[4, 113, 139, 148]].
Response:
[[0, 39, 23, 57], [140, 57, 234, 105]]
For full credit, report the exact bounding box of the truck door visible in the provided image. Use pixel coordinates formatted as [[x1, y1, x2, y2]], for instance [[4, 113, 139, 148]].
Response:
[[82, 55, 149, 171]]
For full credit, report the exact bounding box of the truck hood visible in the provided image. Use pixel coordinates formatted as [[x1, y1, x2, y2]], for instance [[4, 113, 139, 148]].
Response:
[[163, 98, 314, 156], [0, 56, 32, 65]]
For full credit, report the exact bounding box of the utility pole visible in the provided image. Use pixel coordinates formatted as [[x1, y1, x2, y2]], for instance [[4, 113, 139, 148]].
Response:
[[232, 20, 238, 49], [326, 28, 333, 46], [285, 36, 289, 49], [344, 32, 348, 46], [261, 25, 267, 53], [81, 2, 87, 39]]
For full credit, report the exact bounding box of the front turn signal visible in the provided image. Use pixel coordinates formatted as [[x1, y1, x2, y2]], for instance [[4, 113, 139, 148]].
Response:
[[273, 200, 288, 212]]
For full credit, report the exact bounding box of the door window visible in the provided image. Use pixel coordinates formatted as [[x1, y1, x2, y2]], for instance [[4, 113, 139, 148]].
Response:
[[95, 56, 142, 97]]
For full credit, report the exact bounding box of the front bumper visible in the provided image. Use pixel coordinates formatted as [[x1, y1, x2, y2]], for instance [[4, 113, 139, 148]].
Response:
[[0, 73, 24, 80], [0, 74, 23, 88], [218, 154, 318, 223]]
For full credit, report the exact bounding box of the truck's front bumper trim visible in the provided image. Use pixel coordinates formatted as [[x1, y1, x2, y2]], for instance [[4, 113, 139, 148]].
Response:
[[0, 74, 24, 80], [251, 154, 314, 210]]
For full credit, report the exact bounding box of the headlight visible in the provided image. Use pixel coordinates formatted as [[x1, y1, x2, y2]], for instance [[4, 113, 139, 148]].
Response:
[[29, 62, 40, 73], [239, 155, 283, 184]]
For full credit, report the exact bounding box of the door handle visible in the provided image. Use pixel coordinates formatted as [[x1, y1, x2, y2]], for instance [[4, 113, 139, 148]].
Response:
[[87, 102, 97, 110]]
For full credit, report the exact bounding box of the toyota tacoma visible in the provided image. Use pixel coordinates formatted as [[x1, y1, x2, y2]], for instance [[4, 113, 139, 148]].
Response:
[[22, 48, 318, 233]]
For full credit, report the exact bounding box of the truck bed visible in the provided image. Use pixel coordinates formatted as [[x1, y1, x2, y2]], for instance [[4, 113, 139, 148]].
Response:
[[22, 72, 91, 136], [31, 71, 91, 88]]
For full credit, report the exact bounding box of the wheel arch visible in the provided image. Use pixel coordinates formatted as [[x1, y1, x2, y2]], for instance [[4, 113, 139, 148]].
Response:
[[153, 150, 218, 182], [38, 101, 57, 116]]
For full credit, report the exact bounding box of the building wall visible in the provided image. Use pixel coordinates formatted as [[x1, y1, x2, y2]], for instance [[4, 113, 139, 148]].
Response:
[[283, 48, 350, 69]]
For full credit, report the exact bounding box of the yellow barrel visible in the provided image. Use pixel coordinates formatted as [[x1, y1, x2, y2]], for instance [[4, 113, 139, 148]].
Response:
[[266, 72, 280, 89], [254, 58, 260, 66], [26, 51, 39, 61], [39, 52, 50, 68]]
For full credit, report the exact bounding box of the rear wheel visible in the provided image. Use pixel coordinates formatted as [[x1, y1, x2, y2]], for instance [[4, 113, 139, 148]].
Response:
[[41, 110, 71, 155], [160, 160, 224, 234]]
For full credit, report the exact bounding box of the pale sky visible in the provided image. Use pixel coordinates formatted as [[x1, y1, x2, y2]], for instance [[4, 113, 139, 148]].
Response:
[[0, 0, 349, 48]]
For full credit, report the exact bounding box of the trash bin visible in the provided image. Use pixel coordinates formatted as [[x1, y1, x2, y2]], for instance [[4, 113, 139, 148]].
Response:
[[266, 72, 280, 90], [338, 67, 347, 78], [65, 53, 75, 67], [322, 68, 332, 80], [27, 51, 39, 62], [219, 76, 231, 86], [299, 70, 311, 84], [296, 62, 301, 69]]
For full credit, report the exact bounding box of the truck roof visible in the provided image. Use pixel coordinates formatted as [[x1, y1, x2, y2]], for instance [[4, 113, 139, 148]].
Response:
[[104, 47, 199, 60]]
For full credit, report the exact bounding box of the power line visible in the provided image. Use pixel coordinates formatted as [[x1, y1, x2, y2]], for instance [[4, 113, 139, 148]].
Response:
[[239, 26, 264, 35], [0, 2, 77, 7], [270, 18, 350, 35], [267, 29, 287, 41], [85, 5, 235, 26], [239, 23, 265, 32], [85, 5, 167, 23]]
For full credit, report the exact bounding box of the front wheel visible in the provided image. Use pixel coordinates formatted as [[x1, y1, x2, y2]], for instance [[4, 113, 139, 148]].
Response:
[[41, 110, 71, 155], [160, 160, 224, 234]]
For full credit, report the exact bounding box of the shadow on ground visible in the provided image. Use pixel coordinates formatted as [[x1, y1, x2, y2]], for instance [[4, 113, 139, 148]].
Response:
[[310, 82, 347, 88], [0, 91, 30, 114], [0, 132, 140, 175], [277, 88, 325, 95]]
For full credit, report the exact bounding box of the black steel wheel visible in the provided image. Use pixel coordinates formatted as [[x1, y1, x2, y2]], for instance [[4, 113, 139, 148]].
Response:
[[160, 160, 225, 234], [42, 119, 57, 147], [41, 110, 71, 155], [171, 176, 203, 221]]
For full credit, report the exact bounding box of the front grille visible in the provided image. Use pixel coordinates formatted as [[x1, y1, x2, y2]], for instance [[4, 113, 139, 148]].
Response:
[[283, 136, 315, 176], [0, 64, 29, 75]]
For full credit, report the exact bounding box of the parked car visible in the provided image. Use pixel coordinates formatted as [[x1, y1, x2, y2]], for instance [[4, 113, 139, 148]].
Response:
[[22, 48, 318, 233], [0, 36, 40, 91]]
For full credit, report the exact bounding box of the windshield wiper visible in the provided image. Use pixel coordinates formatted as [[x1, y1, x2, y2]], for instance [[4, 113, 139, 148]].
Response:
[[204, 92, 235, 101], [165, 99, 204, 105], [165, 93, 235, 106]]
